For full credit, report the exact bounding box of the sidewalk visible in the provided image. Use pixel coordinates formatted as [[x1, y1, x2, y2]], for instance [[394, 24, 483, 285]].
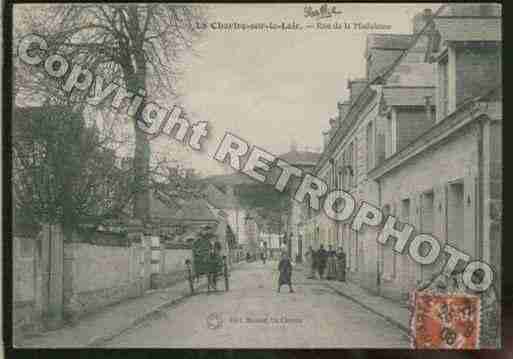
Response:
[[17, 262, 248, 348], [295, 264, 410, 333]]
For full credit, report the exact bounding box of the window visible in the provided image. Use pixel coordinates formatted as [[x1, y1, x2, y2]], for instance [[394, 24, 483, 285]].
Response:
[[342, 150, 348, 190], [439, 55, 449, 119], [337, 157, 344, 189], [392, 204, 397, 278], [480, 4, 498, 16], [421, 191, 435, 234], [381, 204, 397, 279], [377, 132, 386, 165], [352, 230, 359, 272], [401, 198, 414, 284], [448, 182, 464, 253], [366, 122, 374, 171], [353, 138, 358, 187], [367, 54, 373, 79], [401, 198, 411, 223], [19, 238, 34, 258], [386, 113, 395, 158], [348, 142, 355, 188], [344, 224, 350, 269]]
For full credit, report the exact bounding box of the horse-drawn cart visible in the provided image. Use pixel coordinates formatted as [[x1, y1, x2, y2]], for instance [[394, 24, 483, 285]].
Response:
[[185, 233, 229, 294]]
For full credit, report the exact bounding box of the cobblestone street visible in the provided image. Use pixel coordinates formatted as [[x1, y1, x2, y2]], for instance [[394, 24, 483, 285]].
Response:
[[104, 261, 409, 348]]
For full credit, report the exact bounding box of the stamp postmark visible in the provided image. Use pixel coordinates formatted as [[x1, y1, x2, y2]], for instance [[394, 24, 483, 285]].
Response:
[[411, 292, 481, 349]]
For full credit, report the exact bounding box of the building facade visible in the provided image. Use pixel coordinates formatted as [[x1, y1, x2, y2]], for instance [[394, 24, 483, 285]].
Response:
[[310, 3, 501, 308], [278, 146, 320, 262]]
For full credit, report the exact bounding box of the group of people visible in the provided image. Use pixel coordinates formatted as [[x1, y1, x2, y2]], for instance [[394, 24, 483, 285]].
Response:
[[275, 244, 347, 294], [306, 244, 346, 281]]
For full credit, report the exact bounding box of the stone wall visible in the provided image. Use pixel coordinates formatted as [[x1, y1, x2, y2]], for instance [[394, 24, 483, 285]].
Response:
[[482, 116, 502, 302], [162, 248, 192, 273], [151, 248, 192, 289], [13, 236, 42, 336], [378, 122, 480, 301], [151, 247, 193, 289], [151, 270, 190, 289], [63, 239, 151, 320]]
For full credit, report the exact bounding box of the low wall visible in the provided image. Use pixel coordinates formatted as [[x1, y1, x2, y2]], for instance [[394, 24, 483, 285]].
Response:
[[162, 248, 192, 273], [151, 246, 193, 289], [63, 239, 151, 320], [13, 236, 43, 336], [151, 270, 189, 289]]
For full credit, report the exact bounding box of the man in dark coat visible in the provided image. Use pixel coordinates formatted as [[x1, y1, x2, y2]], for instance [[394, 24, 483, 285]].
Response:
[[336, 247, 346, 282], [207, 247, 222, 291], [260, 251, 266, 264], [317, 244, 328, 279], [277, 252, 294, 293]]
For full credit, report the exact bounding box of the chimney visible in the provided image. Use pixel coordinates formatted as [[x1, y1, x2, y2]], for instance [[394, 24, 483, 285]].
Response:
[[337, 101, 351, 124], [168, 166, 179, 177], [328, 118, 338, 143], [322, 130, 331, 152], [290, 139, 298, 153], [322, 118, 338, 152], [329, 117, 337, 131], [185, 168, 195, 180], [347, 79, 368, 104], [412, 9, 432, 34]]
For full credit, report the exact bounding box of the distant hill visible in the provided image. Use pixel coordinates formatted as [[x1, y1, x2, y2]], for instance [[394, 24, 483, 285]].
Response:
[[202, 172, 260, 188]]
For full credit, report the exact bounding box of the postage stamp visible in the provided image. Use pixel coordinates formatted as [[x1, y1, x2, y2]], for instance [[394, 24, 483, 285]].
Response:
[[411, 292, 481, 349]]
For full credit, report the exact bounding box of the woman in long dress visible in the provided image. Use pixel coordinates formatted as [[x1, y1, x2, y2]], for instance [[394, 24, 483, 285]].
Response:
[[306, 246, 317, 279], [326, 245, 337, 280], [277, 252, 294, 293]]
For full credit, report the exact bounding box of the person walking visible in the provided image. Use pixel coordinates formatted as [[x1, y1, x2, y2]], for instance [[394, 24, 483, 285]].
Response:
[[317, 244, 328, 279], [326, 245, 337, 280], [261, 251, 266, 264], [207, 247, 222, 292], [306, 246, 317, 279], [277, 252, 294, 293], [336, 247, 346, 282]]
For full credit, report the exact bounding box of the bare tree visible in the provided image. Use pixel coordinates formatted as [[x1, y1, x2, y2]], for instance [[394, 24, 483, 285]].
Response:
[[13, 106, 135, 239], [14, 4, 206, 219], [13, 105, 205, 241]]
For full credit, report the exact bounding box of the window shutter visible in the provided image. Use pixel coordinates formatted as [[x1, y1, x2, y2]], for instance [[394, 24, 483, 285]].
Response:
[[464, 176, 477, 258]]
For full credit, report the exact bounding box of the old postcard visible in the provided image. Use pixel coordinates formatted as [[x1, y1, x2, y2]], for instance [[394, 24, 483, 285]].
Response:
[[10, 3, 501, 349]]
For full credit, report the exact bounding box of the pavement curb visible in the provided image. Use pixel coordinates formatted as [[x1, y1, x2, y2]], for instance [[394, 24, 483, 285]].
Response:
[[324, 282, 410, 334], [87, 263, 245, 347], [87, 283, 208, 347]]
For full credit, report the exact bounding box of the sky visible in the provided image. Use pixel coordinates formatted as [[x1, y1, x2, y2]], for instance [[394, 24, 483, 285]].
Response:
[[13, 3, 441, 177], [156, 3, 442, 177]]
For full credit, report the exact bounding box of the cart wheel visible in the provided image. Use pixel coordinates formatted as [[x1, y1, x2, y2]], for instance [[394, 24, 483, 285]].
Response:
[[186, 259, 194, 294], [189, 274, 195, 294], [223, 256, 229, 292], [224, 273, 229, 292]]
